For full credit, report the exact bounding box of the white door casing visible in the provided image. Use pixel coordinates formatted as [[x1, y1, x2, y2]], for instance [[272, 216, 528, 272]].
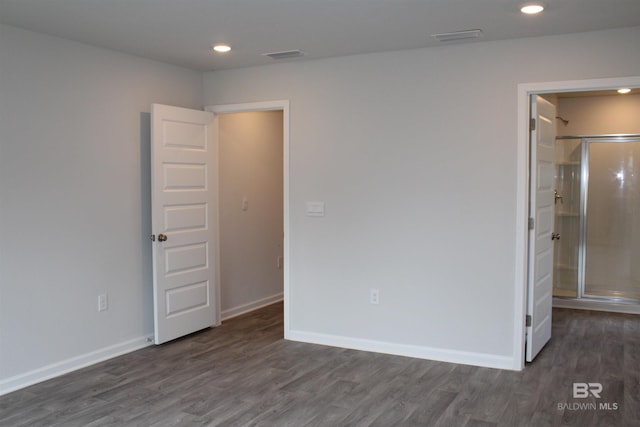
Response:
[[151, 104, 218, 344], [526, 95, 556, 362]]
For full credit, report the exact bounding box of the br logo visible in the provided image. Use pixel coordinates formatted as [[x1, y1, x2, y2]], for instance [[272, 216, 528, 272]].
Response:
[[573, 383, 602, 398]]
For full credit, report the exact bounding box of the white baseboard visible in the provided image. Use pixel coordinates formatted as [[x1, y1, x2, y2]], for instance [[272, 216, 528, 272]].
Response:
[[0, 335, 153, 396], [221, 293, 283, 321], [286, 330, 517, 371]]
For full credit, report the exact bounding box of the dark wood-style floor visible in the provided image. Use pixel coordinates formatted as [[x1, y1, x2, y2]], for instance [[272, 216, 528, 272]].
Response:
[[1, 303, 638, 426]]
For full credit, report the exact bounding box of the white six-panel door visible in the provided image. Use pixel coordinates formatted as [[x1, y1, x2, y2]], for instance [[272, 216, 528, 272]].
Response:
[[526, 95, 556, 362], [151, 104, 218, 344]]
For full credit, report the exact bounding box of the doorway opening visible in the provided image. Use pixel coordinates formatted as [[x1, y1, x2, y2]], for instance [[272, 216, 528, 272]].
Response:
[[515, 76, 640, 368], [217, 110, 284, 320], [207, 101, 290, 335]]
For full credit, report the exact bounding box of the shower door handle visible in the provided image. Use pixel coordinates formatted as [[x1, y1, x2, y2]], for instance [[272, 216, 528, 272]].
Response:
[[554, 190, 563, 205], [551, 233, 560, 241]]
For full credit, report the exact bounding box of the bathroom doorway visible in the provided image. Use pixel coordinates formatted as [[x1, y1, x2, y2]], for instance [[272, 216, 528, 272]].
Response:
[[516, 76, 640, 367]]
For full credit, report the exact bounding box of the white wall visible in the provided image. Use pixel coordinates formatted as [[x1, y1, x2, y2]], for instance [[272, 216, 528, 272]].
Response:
[[558, 93, 640, 135], [203, 26, 640, 368], [218, 111, 284, 318], [0, 24, 203, 391]]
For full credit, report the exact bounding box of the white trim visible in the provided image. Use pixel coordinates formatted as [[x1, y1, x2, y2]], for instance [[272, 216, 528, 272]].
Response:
[[221, 293, 284, 321], [0, 336, 152, 396], [514, 76, 640, 370], [205, 100, 291, 337], [211, 111, 222, 327], [207, 100, 289, 114], [288, 330, 516, 370]]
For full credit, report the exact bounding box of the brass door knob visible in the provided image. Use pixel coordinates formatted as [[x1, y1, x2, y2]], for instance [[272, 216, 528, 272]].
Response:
[[158, 233, 168, 242]]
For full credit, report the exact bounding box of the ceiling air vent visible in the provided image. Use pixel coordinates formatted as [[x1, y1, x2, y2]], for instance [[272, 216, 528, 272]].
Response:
[[263, 50, 305, 60], [431, 29, 483, 42]]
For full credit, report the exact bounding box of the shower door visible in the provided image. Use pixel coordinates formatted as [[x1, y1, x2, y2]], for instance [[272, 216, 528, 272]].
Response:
[[553, 138, 582, 298], [584, 138, 640, 300]]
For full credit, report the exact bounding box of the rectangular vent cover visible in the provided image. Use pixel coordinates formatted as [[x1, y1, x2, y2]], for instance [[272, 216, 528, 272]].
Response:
[[431, 29, 483, 42], [263, 50, 305, 60]]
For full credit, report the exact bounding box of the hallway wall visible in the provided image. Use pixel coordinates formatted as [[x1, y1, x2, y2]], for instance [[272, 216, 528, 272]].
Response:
[[218, 111, 284, 318]]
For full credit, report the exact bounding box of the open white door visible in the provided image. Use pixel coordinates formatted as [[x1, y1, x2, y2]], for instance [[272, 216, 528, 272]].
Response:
[[526, 95, 556, 362], [151, 104, 218, 344]]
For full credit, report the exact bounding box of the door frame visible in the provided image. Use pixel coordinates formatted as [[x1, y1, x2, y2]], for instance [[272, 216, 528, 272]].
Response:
[[514, 76, 640, 369], [205, 100, 290, 334]]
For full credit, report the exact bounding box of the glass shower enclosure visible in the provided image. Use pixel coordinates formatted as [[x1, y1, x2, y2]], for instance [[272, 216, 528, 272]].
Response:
[[553, 135, 640, 303]]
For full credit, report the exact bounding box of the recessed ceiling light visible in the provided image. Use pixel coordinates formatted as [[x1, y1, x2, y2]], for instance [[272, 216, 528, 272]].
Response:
[[521, 4, 544, 14], [211, 44, 231, 53], [617, 88, 632, 94]]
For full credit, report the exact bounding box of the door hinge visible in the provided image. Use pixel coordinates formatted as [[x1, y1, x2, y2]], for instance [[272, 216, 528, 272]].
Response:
[[151, 234, 156, 242], [528, 217, 534, 230], [526, 315, 532, 327], [530, 118, 536, 131]]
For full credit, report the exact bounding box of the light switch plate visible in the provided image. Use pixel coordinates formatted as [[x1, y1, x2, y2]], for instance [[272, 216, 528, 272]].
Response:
[[306, 201, 325, 217]]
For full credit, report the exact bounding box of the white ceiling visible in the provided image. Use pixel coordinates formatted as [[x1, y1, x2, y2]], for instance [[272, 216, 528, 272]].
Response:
[[1, 0, 639, 71]]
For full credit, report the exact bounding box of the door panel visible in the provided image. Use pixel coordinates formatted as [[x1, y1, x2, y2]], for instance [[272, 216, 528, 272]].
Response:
[[164, 204, 207, 232], [526, 95, 556, 362], [151, 104, 218, 344], [584, 139, 640, 299]]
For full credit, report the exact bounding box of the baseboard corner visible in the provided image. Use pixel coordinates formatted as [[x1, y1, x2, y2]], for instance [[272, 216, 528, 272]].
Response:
[[0, 335, 153, 396], [221, 293, 283, 321]]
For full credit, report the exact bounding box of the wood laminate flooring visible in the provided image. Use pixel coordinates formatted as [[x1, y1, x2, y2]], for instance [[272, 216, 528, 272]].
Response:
[[1, 303, 638, 426]]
